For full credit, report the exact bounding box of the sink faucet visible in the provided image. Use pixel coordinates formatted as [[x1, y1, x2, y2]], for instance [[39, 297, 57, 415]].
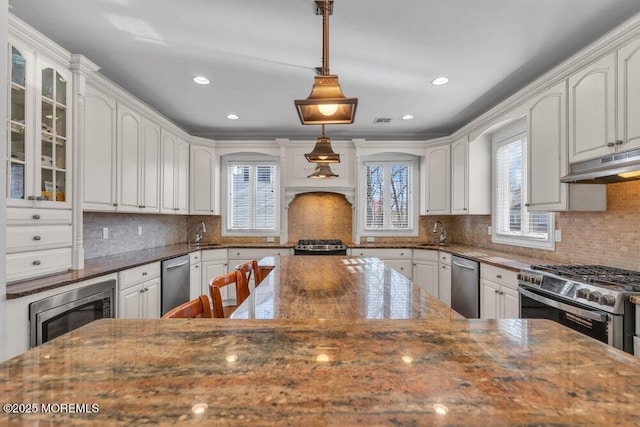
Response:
[[190, 221, 207, 245], [432, 220, 447, 245]]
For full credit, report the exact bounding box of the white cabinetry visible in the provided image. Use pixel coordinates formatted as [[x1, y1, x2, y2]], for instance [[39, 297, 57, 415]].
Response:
[[351, 248, 412, 280], [617, 36, 640, 153], [438, 252, 452, 306], [412, 249, 438, 298], [480, 264, 519, 319], [450, 136, 490, 215], [118, 262, 161, 319], [160, 130, 189, 214], [189, 250, 202, 299], [424, 145, 450, 215], [201, 249, 229, 298], [189, 144, 216, 215]]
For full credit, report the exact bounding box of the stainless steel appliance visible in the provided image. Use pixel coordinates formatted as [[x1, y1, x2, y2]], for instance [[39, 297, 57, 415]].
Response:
[[161, 255, 190, 315], [451, 256, 480, 318], [518, 264, 639, 354], [30, 279, 116, 347], [294, 239, 347, 255]]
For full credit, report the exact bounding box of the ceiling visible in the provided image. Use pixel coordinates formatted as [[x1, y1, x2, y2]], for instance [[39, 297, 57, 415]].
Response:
[[9, 0, 640, 141]]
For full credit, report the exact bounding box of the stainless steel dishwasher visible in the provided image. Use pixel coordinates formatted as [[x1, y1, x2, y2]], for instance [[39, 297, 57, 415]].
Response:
[[161, 255, 190, 315], [451, 255, 480, 318]]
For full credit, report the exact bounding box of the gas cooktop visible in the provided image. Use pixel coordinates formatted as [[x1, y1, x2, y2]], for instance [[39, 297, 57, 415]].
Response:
[[530, 264, 640, 291]]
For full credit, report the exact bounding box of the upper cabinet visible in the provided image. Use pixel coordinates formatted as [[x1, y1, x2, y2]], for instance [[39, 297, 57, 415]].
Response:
[[160, 130, 189, 214], [450, 135, 490, 215], [189, 143, 217, 215], [569, 36, 640, 163], [6, 40, 72, 209], [423, 144, 450, 215]]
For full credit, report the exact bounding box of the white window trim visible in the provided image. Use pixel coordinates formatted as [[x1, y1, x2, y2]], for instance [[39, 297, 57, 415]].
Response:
[[491, 119, 555, 251], [221, 154, 280, 237], [358, 154, 419, 238]]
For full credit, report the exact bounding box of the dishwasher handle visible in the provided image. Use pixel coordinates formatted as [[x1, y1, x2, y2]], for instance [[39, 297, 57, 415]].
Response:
[[165, 260, 189, 269], [452, 260, 477, 270]]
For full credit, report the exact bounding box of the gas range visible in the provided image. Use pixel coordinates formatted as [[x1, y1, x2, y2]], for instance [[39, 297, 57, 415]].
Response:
[[518, 264, 640, 314], [293, 239, 348, 255]]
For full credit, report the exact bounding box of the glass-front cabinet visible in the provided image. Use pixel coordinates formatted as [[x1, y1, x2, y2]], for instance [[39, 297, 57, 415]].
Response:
[[6, 40, 71, 209]]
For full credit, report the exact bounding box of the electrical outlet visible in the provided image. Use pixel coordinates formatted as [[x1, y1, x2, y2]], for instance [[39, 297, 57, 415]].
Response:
[[366, 237, 374, 242], [555, 229, 562, 242], [102, 228, 109, 239], [487, 226, 492, 235], [267, 237, 275, 243], [138, 226, 143, 236]]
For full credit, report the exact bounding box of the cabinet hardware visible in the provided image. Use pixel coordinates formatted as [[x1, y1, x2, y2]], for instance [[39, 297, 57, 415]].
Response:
[[28, 196, 35, 200], [142, 272, 147, 276], [35, 196, 43, 201], [497, 274, 502, 279], [524, 203, 530, 207], [33, 260, 41, 266], [494, 289, 499, 293], [32, 214, 41, 219], [499, 291, 504, 295], [607, 142, 615, 147], [33, 236, 41, 241], [463, 208, 467, 211], [615, 140, 624, 145], [400, 252, 404, 256], [139, 289, 145, 294], [195, 265, 199, 268], [113, 203, 118, 207]]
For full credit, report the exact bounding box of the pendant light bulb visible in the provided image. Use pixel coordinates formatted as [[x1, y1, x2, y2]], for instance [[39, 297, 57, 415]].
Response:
[[318, 104, 339, 116]]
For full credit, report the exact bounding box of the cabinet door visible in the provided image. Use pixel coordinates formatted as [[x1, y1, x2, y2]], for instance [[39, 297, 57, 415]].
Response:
[[83, 85, 117, 211], [424, 145, 450, 215], [618, 37, 640, 152], [568, 53, 616, 162], [527, 81, 568, 211], [143, 277, 161, 319], [119, 284, 142, 318], [190, 144, 216, 214], [502, 286, 520, 319], [117, 104, 142, 212], [450, 137, 468, 214], [438, 264, 451, 306], [480, 279, 500, 319], [413, 260, 438, 298], [190, 263, 202, 300], [175, 138, 189, 214], [140, 118, 161, 213], [384, 259, 412, 280], [160, 130, 177, 213], [202, 261, 229, 299]]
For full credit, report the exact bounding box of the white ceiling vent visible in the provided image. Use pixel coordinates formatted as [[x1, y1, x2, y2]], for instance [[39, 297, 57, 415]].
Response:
[[374, 117, 392, 124]]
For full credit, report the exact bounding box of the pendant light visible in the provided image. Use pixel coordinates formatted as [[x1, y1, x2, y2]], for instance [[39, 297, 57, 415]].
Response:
[[308, 163, 339, 179], [294, 0, 358, 125], [305, 125, 340, 163]]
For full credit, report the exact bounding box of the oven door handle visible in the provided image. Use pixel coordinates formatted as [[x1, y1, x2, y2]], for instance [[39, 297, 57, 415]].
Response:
[[518, 287, 608, 322]]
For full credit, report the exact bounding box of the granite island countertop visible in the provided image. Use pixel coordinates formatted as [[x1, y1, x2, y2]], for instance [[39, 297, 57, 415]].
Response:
[[2, 317, 639, 426]]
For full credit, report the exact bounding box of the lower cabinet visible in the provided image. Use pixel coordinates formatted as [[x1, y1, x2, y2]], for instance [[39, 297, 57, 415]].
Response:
[[480, 264, 519, 319], [117, 262, 161, 319], [189, 251, 202, 300], [438, 252, 452, 306], [352, 248, 412, 280], [412, 250, 439, 298], [201, 249, 228, 299]]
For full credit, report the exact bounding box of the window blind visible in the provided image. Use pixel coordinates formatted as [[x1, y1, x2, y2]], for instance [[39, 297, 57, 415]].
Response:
[[227, 163, 276, 231]]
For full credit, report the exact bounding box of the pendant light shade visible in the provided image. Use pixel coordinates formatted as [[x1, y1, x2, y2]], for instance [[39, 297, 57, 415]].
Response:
[[308, 163, 339, 179], [305, 135, 340, 163], [294, 0, 358, 125]]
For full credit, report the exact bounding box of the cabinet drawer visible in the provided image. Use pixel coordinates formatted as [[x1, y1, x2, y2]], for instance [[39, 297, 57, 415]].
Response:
[[439, 251, 452, 265], [189, 250, 202, 265], [228, 248, 289, 260], [202, 248, 228, 262], [481, 264, 518, 290], [412, 249, 438, 261], [119, 262, 161, 290], [6, 248, 72, 282], [352, 248, 411, 259], [6, 208, 72, 225], [6, 225, 72, 253]]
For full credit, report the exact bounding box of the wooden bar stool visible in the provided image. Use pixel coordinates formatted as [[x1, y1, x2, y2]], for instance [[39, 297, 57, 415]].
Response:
[[209, 270, 248, 318], [161, 295, 212, 318], [235, 260, 263, 291]]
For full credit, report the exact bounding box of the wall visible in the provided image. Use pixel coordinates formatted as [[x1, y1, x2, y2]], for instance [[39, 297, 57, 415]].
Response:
[[287, 192, 352, 243], [83, 213, 187, 259], [446, 180, 640, 270]]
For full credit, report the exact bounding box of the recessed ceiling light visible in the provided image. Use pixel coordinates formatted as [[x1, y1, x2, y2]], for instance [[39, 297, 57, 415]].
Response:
[[431, 77, 450, 86], [192, 76, 210, 85], [226, 114, 240, 120], [402, 114, 414, 120]]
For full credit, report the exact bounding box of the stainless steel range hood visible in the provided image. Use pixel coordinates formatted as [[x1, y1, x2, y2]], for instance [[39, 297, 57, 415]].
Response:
[[561, 148, 640, 184]]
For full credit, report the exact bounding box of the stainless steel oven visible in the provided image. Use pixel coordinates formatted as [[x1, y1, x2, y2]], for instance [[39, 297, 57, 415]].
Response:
[[518, 265, 638, 354], [29, 279, 116, 348], [293, 239, 347, 255]]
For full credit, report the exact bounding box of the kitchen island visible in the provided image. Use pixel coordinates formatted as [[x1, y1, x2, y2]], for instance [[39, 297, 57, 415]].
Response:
[[2, 256, 640, 425]]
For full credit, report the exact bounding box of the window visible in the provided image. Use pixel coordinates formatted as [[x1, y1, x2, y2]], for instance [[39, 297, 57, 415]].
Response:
[[223, 157, 278, 236], [361, 156, 417, 236], [492, 119, 554, 250]]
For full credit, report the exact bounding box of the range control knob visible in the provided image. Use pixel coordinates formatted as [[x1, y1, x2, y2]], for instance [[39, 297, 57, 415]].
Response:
[[598, 294, 616, 307], [588, 291, 602, 302], [576, 288, 590, 300]]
